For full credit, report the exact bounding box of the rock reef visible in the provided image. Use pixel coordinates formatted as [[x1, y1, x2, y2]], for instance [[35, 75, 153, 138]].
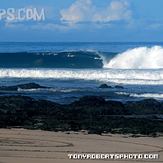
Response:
[[0, 95, 163, 136], [0, 83, 47, 91]]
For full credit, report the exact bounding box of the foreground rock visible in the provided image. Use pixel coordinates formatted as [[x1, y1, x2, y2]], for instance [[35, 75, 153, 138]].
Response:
[[0, 83, 47, 91], [0, 95, 163, 135]]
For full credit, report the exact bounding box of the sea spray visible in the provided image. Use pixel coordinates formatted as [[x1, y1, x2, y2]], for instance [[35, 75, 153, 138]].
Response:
[[104, 46, 163, 69]]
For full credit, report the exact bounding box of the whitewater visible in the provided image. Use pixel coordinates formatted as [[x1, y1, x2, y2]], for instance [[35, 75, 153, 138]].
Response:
[[104, 46, 163, 69], [0, 68, 163, 85]]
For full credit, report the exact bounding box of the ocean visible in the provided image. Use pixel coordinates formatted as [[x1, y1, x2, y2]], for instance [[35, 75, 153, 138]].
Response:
[[0, 42, 163, 104]]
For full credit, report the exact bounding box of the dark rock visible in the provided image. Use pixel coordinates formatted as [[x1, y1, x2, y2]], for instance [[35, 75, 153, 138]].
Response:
[[115, 85, 124, 89], [70, 96, 106, 107], [0, 95, 163, 135], [99, 84, 112, 88], [0, 83, 47, 91], [125, 98, 163, 114]]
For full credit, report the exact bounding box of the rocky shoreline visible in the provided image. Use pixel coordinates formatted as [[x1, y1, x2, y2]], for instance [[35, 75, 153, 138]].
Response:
[[0, 83, 163, 136]]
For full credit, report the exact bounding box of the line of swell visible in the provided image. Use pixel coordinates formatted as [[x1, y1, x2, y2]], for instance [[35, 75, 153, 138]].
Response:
[[0, 51, 106, 69]]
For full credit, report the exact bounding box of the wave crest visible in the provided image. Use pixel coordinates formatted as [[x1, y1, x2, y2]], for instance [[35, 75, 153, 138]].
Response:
[[104, 46, 163, 69]]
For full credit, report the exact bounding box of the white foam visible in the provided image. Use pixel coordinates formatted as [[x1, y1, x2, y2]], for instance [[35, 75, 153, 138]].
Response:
[[104, 46, 163, 69], [116, 92, 130, 96], [17, 87, 79, 93], [17, 88, 46, 92], [131, 93, 163, 98], [1, 68, 163, 85], [116, 92, 163, 99], [67, 54, 75, 58]]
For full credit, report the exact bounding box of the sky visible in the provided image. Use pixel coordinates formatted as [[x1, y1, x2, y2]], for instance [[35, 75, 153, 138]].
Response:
[[0, 0, 163, 42]]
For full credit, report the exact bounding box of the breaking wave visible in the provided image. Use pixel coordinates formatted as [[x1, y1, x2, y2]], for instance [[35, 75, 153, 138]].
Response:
[[104, 46, 163, 69], [1, 46, 163, 85], [1, 46, 163, 70]]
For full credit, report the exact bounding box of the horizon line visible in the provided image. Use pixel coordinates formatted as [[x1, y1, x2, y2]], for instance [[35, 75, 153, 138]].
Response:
[[0, 41, 163, 43]]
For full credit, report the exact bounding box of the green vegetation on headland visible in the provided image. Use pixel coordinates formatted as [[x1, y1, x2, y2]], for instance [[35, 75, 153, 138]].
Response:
[[0, 95, 163, 136]]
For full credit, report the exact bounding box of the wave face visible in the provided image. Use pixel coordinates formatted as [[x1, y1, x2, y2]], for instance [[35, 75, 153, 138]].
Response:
[[104, 46, 163, 69], [1, 68, 163, 85], [0, 51, 103, 69]]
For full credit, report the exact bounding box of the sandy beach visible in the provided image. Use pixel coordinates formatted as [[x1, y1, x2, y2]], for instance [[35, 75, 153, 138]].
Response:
[[0, 129, 162, 163]]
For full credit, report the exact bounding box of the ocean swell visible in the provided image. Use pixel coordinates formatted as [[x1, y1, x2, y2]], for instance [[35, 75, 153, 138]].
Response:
[[0, 51, 103, 69]]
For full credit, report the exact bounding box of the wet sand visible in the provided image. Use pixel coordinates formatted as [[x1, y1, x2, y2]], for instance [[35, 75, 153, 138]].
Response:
[[0, 129, 162, 163]]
